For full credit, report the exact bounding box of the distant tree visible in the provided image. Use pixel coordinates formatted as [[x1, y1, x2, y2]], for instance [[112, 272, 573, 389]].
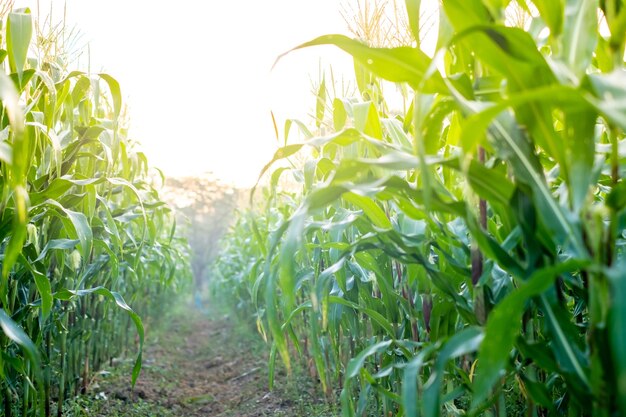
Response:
[[164, 173, 239, 289]]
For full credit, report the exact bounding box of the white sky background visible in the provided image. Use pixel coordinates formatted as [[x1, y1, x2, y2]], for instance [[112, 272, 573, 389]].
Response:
[[13, 0, 357, 187], [13, 1, 439, 187]]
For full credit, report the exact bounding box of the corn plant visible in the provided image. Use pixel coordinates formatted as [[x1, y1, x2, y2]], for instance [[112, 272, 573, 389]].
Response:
[[0, 8, 191, 417], [215, 0, 626, 415]]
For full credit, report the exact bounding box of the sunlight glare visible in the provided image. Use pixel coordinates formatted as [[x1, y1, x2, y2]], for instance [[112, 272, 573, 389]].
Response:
[[16, 0, 354, 187]]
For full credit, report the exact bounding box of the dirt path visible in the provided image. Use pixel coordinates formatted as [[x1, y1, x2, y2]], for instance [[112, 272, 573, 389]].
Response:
[[75, 303, 331, 417]]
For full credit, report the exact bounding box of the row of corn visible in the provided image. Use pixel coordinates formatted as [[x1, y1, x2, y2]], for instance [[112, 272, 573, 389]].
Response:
[[214, 1, 626, 416], [0, 8, 191, 417]]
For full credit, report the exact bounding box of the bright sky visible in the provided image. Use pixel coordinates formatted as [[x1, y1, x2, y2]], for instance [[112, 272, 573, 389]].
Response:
[[15, 0, 356, 187]]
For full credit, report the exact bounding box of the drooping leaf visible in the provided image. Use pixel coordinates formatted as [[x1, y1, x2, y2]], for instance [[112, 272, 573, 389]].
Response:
[[0, 309, 40, 374], [276, 34, 446, 93]]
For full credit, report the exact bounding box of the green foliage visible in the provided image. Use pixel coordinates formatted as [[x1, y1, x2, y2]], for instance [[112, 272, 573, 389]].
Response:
[[0, 8, 191, 417], [215, 1, 626, 416]]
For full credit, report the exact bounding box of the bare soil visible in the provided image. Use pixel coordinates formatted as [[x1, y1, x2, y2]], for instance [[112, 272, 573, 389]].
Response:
[[72, 304, 332, 417]]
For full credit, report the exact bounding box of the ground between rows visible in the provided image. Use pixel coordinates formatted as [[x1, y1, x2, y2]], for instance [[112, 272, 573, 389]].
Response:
[[65, 301, 333, 417]]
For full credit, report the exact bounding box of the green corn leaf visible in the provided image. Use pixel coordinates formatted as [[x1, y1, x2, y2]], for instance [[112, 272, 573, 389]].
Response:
[[284, 118, 313, 145], [329, 296, 395, 337], [405, 0, 421, 44], [519, 373, 557, 411], [34, 238, 80, 262], [472, 259, 590, 408], [534, 0, 564, 37], [71, 74, 90, 104], [316, 75, 326, 128], [608, 261, 626, 415], [54, 286, 145, 387], [442, 0, 491, 29], [0, 53, 35, 380], [333, 98, 348, 131], [346, 340, 393, 380], [403, 345, 437, 417], [448, 84, 587, 257], [3, 187, 28, 284], [98, 73, 122, 121], [18, 254, 53, 323], [539, 295, 591, 391], [584, 70, 626, 131], [6, 8, 32, 83], [0, 309, 40, 374], [44, 199, 93, 261], [562, 0, 598, 80], [253, 143, 304, 195], [423, 326, 484, 417], [263, 220, 293, 373], [342, 193, 392, 230], [276, 34, 446, 93], [353, 102, 383, 139]]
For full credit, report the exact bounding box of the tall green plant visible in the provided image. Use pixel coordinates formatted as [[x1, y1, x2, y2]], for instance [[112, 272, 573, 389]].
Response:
[[215, 1, 626, 416], [0, 8, 191, 417]]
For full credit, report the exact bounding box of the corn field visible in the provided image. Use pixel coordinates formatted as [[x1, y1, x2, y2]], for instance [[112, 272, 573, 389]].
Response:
[[214, 0, 626, 416], [0, 7, 190, 417]]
